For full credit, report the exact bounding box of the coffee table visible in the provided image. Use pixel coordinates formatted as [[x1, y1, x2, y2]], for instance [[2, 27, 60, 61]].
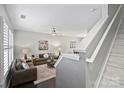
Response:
[[46, 59, 57, 68]]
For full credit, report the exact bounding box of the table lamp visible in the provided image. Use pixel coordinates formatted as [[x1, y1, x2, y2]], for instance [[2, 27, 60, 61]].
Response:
[[54, 47, 62, 56], [58, 48, 62, 55], [22, 48, 30, 60]]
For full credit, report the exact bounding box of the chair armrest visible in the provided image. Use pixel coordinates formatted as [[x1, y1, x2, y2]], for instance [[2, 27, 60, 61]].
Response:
[[11, 67, 37, 87]]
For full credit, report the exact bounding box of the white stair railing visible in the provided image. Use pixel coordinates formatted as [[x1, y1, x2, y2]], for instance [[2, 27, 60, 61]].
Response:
[[86, 5, 122, 63]]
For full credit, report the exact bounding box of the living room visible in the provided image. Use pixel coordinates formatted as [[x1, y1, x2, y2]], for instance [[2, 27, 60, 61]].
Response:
[[0, 4, 111, 88], [0, 5, 86, 87], [1, 1, 124, 93]]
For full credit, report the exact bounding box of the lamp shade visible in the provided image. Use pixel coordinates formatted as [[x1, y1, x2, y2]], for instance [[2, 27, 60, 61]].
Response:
[[58, 48, 62, 52], [22, 48, 30, 54]]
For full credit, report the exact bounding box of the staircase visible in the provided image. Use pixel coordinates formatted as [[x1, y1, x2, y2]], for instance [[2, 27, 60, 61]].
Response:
[[99, 21, 124, 88]]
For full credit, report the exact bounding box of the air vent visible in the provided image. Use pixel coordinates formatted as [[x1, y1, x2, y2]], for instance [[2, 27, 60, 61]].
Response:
[[20, 14, 26, 19]]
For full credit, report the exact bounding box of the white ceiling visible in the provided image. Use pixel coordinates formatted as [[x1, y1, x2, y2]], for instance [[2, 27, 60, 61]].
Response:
[[4, 4, 104, 37]]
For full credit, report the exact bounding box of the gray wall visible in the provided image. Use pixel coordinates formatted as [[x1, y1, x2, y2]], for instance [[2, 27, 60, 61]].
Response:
[[108, 4, 120, 20], [119, 5, 124, 19], [85, 4, 121, 87], [14, 30, 79, 59], [56, 53, 86, 88]]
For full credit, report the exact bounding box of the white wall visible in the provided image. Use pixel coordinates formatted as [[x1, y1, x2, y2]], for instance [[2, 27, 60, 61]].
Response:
[[14, 30, 79, 59], [0, 5, 12, 29]]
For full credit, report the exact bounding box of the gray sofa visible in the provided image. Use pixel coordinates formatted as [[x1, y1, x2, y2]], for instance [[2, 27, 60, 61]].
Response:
[[10, 60, 37, 88]]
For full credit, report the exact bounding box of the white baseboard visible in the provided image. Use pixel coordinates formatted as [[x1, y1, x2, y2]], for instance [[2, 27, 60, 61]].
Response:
[[94, 19, 122, 88]]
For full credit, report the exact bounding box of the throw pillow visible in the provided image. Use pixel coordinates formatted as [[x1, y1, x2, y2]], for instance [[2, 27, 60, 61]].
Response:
[[43, 53, 49, 58], [16, 61, 24, 70], [22, 62, 30, 69]]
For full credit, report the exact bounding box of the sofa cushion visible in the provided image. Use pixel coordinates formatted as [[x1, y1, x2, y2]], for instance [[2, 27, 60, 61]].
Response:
[[34, 58, 48, 62]]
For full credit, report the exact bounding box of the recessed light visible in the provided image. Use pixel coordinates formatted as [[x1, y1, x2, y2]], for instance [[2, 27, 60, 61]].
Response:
[[20, 14, 26, 19]]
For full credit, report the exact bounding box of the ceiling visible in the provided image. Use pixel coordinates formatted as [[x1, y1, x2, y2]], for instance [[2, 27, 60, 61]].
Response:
[[4, 4, 104, 37]]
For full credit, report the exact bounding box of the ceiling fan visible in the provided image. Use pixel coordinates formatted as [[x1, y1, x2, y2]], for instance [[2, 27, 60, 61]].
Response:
[[50, 27, 63, 36], [51, 27, 57, 36]]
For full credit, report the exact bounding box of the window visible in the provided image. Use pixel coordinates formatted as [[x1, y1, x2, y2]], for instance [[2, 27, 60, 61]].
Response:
[[3, 20, 14, 76], [70, 41, 77, 48]]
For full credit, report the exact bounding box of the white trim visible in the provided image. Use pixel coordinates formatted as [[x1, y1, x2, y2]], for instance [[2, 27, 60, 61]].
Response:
[[86, 5, 122, 63], [94, 19, 122, 88]]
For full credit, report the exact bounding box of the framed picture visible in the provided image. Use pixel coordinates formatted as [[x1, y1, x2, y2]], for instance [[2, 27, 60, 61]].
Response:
[[70, 41, 76, 48], [39, 40, 48, 50]]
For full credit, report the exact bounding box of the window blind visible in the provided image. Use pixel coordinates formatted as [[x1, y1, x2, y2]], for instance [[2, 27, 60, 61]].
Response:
[[3, 20, 13, 76], [3, 22, 9, 76]]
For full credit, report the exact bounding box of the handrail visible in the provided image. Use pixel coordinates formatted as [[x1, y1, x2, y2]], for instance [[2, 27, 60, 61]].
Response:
[[86, 5, 122, 63]]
